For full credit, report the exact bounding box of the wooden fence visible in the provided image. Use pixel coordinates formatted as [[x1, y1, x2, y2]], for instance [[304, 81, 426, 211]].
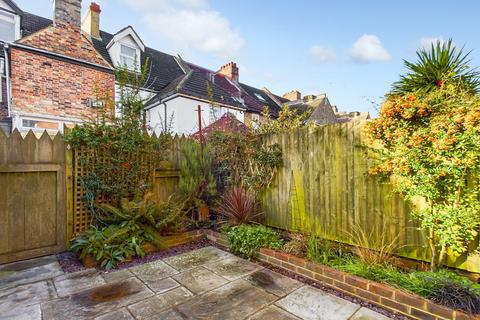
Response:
[[261, 122, 480, 273], [0, 130, 67, 264]]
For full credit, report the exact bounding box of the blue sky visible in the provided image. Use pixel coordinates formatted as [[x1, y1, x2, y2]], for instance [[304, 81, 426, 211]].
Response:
[[16, 0, 480, 115]]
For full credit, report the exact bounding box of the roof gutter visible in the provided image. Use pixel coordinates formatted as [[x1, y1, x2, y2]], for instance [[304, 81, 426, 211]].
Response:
[[10, 42, 114, 73]]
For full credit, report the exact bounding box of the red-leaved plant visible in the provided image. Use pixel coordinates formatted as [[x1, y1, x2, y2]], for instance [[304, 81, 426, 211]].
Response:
[[216, 186, 261, 226]]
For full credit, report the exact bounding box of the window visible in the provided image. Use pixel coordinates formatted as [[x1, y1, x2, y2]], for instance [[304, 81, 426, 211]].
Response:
[[0, 11, 15, 42], [254, 93, 266, 102], [209, 105, 220, 123], [119, 44, 137, 69], [22, 119, 59, 130]]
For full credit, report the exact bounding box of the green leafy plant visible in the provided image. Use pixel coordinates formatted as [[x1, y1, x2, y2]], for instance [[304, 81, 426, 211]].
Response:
[[179, 140, 216, 218], [207, 130, 282, 192], [366, 82, 480, 271], [227, 224, 283, 259], [216, 186, 260, 226], [306, 235, 348, 265], [390, 39, 480, 95], [251, 105, 315, 135]]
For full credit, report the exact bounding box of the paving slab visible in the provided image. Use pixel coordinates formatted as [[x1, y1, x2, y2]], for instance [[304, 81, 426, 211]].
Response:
[[0, 256, 63, 289], [127, 286, 193, 319], [350, 307, 391, 320], [175, 279, 277, 319], [204, 255, 263, 281], [143, 277, 179, 293], [0, 303, 42, 320], [275, 286, 361, 320], [248, 305, 301, 320], [0, 280, 56, 311], [151, 309, 185, 320], [102, 269, 134, 283], [245, 268, 303, 297], [173, 266, 229, 294], [129, 260, 178, 283], [163, 246, 233, 271], [41, 277, 154, 320], [94, 308, 135, 320], [54, 269, 105, 297]]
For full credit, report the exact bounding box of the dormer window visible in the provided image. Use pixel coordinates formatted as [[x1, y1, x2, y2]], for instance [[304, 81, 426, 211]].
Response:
[[120, 44, 136, 69], [0, 10, 16, 42]]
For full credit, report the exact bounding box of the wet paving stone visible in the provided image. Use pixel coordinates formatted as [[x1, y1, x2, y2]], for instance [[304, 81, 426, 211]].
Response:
[[54, 269, 105, 297], [94, 308, 135, 320], [0, 280, 56, 311], [175, 279, 277, 319], [350, 307, 391, 320], [102, 269, 134, 283], [173, 266, 228, 294], [245, 268, 303, 297], [41, 278, 153, 320], [163, 246, 233, 271], [0, 256, 63, 290], [128, 286, 193, 319], [204, 255, 263, 281], [129, 260, 178, 283], [276, 286, 361, 320], [248, 305, 301, 320]]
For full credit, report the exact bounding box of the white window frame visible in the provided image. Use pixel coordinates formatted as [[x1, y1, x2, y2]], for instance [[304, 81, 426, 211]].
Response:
[[119, 43, 138, 70], [0, 9, 20, 42]]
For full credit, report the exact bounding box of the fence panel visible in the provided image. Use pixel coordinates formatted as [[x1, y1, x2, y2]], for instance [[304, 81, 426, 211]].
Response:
[[0, 129, 67, 264], [261, 122, 480, 273]]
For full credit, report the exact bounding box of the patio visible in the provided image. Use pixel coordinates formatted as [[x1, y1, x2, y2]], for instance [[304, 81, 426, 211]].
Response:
[[0, 246, 390, 320]]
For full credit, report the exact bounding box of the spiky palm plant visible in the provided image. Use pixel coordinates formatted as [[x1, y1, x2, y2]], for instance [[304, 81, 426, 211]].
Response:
[[390, 39, 480, 95]]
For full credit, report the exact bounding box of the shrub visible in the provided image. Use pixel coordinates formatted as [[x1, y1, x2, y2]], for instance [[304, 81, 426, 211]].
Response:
[[283, 233, 307, 256], [216, 186, 260, 226], [306, 235, 348, 265], [348, 223, 399, 267], [227, 224, 283, 259], [413, 271, 480, 314]]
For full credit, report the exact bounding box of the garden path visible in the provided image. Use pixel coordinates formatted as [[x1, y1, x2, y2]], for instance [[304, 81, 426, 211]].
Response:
[[0, 246, 390, 320]]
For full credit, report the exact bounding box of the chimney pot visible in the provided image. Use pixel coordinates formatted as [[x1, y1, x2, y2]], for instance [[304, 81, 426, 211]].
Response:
[[217, 61, 239, 82], [82, 2, 101, 39]]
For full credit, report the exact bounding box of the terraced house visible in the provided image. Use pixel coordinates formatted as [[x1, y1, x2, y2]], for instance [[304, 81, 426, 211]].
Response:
[[0, 0, 292, 135]]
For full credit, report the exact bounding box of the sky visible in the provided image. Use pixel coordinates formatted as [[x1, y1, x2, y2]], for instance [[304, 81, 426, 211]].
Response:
[[15, 0, 480, 115]]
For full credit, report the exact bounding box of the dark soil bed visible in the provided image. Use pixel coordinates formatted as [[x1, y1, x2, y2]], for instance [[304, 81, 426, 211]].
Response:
[[56, 237, 211, 274]]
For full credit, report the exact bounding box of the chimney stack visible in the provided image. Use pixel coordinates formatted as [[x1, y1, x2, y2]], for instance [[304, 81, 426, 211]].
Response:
[[283, 90, 301, 102], [218, 62, 239, 82], [54, 0, 82, 28], [82, 2, 101, 39]]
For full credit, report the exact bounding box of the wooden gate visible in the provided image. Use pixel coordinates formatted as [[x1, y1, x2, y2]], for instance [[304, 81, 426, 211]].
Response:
[[0, 130, 67, 264]]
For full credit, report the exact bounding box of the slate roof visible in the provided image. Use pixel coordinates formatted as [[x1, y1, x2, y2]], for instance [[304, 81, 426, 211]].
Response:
[[12, 5, 287, 116], [191, 112, 247, 139]]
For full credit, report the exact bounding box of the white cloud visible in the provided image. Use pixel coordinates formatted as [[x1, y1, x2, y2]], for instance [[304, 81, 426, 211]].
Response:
[[122, 0, 244, 60], [309, 45, 336, 63], [350, 34, 391, 63], [419, 36, 445, 50]]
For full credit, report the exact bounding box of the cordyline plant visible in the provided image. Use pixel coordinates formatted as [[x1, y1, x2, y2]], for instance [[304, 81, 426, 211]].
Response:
[[365, 83, 480, 271]]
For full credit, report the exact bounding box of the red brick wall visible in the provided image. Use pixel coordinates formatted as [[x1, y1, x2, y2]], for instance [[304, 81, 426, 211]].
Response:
[[10, 48, 114, 119], [0, 77, 7, 119], [19, 23, 110, 68]]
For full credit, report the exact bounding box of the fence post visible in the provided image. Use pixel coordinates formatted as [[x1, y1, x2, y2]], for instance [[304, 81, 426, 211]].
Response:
[[64, 129, 74, 244]]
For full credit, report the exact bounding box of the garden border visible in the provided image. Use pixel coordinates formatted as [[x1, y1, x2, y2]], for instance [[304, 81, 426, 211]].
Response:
[[203, 230, 475, 320]]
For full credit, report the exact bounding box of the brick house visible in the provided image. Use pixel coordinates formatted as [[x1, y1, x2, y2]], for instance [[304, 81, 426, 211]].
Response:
[[0, 0, 114, 133]]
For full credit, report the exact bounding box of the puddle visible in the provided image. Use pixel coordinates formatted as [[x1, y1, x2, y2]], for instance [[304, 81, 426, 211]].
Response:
[[248, 271, 275, 288], [74, 281, 141, 306]]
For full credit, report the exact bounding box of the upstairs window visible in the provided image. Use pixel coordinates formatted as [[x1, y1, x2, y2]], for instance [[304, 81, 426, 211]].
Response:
[[0, 10, 15, 42], [120, 44, 137, 69]]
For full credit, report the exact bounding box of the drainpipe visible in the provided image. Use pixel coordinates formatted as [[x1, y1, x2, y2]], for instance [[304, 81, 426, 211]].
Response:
[[3, 43, 11, 118]]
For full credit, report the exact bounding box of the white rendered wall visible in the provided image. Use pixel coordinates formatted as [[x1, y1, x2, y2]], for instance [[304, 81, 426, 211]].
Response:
[[147, 96, 244, 135]]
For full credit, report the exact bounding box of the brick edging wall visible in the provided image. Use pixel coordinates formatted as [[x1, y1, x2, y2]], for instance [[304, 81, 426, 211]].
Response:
[[203, 230, 474, 320]]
